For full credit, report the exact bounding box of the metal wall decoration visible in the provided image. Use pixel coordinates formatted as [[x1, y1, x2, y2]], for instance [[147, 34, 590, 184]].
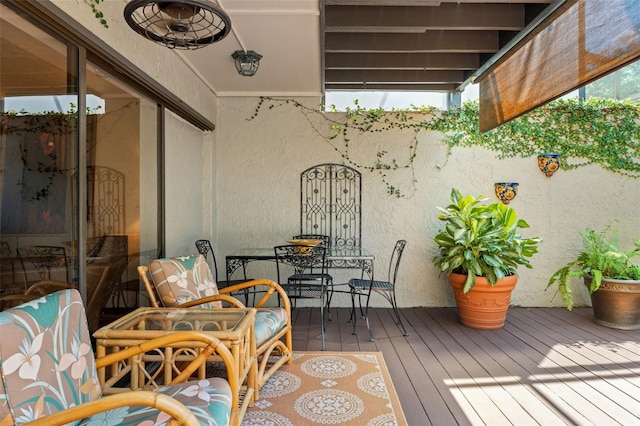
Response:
[[300, 163, 362, 251], [87, 166, 125, 237]]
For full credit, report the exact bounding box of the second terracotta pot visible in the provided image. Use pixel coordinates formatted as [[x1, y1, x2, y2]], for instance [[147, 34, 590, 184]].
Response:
[[448, 272, 518, 329]]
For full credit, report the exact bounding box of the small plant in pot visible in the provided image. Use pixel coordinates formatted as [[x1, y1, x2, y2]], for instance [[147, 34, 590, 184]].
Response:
[[547, 224, 640, 329], [433, 188, 541, 329]]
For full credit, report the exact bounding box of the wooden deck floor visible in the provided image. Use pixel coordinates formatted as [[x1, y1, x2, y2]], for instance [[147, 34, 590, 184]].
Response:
[[290, 306, 640, 425]]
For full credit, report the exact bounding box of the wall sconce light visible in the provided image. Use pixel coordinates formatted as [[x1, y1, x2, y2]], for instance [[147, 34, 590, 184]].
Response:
[[124, 0, 231, 49], [232, 50, 262, 76]]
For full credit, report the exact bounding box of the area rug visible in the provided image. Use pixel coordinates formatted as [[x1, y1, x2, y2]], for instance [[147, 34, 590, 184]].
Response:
[[241, 351, 408, 426]]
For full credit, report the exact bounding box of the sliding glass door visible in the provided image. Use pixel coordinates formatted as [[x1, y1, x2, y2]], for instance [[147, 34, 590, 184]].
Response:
[[0, 3, 160, 323]]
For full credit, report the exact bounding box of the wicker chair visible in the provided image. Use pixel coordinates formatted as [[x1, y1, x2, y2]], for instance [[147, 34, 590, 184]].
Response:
[[138, 254, 292, 396], [0, 288, 240, 426]]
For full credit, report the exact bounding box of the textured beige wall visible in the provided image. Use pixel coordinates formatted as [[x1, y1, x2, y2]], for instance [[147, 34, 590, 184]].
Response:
[[217, 97, 640, 308]]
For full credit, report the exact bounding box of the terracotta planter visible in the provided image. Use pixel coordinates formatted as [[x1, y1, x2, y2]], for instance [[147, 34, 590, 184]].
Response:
[[584, 275, 640, 330], [448, 273, 518, 329]]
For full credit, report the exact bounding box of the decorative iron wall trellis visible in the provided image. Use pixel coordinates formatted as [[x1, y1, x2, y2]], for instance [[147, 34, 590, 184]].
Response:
[[87, 166, 125, 237], [300, 163, 361, 250]]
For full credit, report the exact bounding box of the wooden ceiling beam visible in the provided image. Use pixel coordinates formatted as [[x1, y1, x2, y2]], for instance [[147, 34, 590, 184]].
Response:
[[325, 31, 499, 52], [325, 4, 526, 32], [325, 69, 464, 83], [325, 52, 479, 70]]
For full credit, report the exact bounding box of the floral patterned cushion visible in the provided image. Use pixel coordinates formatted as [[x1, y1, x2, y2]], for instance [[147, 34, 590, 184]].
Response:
[[255, 308, 289, 346], [149, 254, 223, 308], [0, 289, 233, 425], [0, 289, 101, 424], [76, 377, 232, 426]]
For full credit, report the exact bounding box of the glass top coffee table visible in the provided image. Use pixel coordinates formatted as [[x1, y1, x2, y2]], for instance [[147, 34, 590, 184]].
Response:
[[94, 306, 257, 417]]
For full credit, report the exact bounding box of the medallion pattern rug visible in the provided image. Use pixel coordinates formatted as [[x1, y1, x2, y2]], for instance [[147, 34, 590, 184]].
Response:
[[241, 351, 407, 426]]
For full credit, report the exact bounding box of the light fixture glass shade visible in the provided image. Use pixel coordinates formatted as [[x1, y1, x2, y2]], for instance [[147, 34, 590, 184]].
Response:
[[124, 0, 231, 49], [232, 50, 262, 76]]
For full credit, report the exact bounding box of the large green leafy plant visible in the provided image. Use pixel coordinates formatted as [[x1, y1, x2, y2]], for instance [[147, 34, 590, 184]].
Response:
[[547, 224, 640, 310], [433, 188, 541, 292]]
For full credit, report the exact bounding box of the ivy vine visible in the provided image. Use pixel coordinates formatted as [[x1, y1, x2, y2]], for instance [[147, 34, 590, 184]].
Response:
[[85, 0, 108, 28], [438, 98, 640, 178], [248, 96, 640, 198]]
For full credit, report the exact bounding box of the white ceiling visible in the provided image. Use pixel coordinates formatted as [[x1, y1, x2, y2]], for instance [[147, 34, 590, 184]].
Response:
[[182, 0, 323, 97]]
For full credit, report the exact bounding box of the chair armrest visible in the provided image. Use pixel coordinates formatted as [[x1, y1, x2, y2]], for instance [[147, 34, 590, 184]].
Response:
[[220, 279, 292, 313], [95, 331, 239, 404], [177, 294, 246, 308], [27, 391, 200, 426]]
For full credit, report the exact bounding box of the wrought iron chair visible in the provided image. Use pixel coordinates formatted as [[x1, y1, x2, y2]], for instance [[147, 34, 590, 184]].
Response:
[[138, 254, 292, 394], [289, 234, 338, 319], [16, 245, 69, 287], [275, 244, 330, 350], [0, 288, 240, 426], [349, 240, 408, 341], [195, 239, 253, 304]]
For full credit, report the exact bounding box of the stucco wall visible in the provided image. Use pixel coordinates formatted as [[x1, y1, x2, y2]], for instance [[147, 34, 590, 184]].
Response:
[[217, 96, 640, 308]]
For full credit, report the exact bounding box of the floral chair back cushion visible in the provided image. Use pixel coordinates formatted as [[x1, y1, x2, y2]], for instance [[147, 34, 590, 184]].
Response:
[[0, 289, 101, 425], [149, 254, 222, 308]]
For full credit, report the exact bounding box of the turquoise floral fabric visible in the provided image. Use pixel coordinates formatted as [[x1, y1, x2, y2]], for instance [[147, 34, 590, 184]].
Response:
[[254, 309, 288, 346], [149, 254, 288, 345], [150, 254, 223, 308], [0, 289, 100, 424], [0, 289, 232, 425]]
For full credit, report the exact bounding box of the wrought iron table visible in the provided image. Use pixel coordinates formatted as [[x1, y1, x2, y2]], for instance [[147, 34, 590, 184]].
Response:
[[225, 246, 374, 283]]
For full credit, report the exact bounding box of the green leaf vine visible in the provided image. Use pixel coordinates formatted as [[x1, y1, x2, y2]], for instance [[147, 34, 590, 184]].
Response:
[[438, 98, 640, 178], [85, 0, 108, 28], [248, 96, 640, 198]]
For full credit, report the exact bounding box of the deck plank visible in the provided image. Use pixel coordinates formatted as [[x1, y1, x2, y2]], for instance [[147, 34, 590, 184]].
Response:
[[428, 308, 565, 425], [289, 306, 640, 425]]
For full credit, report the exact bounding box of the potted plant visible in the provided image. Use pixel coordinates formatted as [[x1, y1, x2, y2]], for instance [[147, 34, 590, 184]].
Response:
[[547, 224, 640, 330], [433, 188, 541, 329]]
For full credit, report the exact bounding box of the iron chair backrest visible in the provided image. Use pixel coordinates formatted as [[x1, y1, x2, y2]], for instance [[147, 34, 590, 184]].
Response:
[[300, 163, 361, 250], [195, 239, 220, 282], [274, 244, 328, 281], [17, 245, 69, 283], [386, 240, 407, 285]]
